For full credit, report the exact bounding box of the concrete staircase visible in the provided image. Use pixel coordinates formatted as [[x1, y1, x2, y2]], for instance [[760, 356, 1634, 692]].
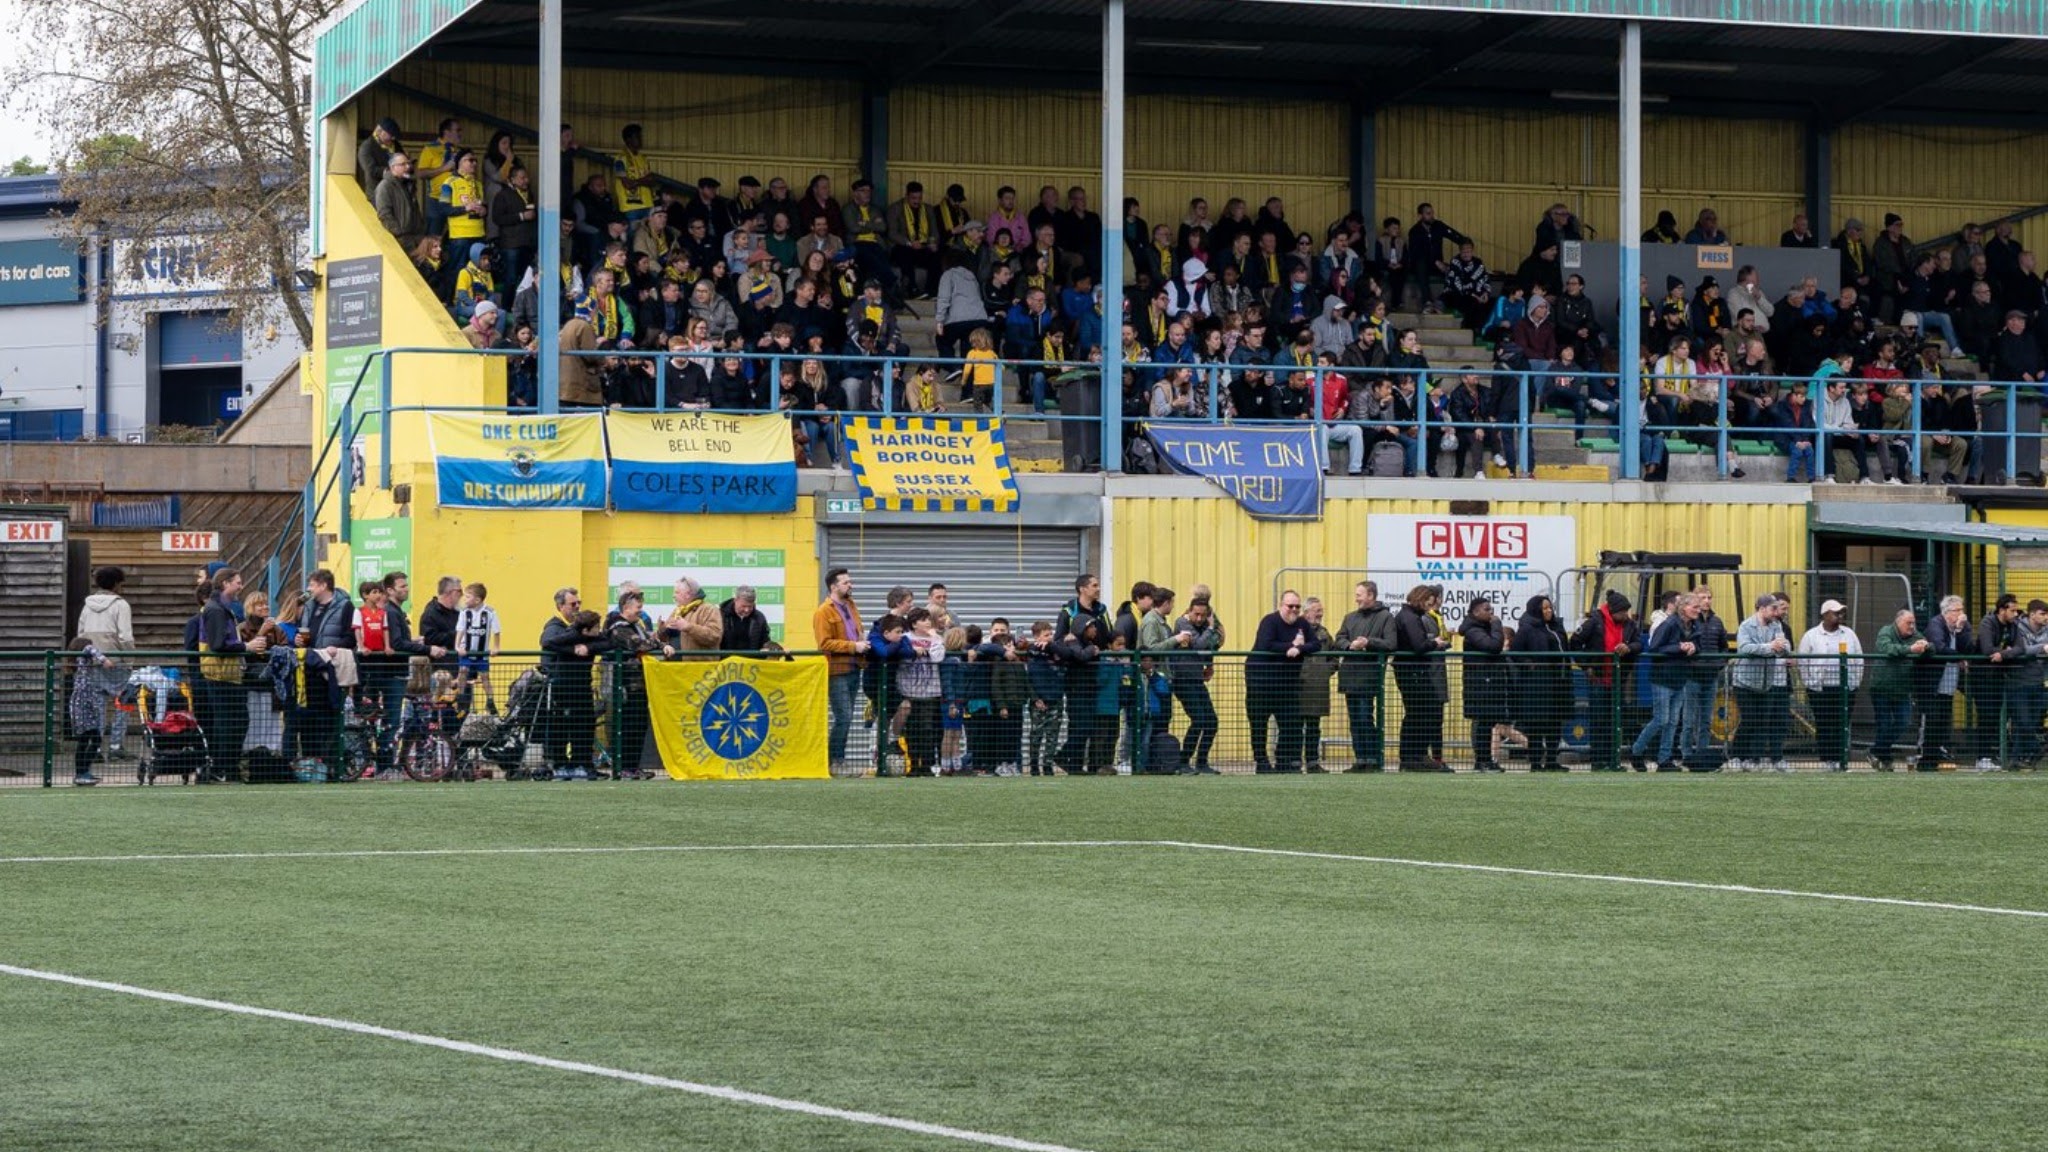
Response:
[[894, 307, 1070, 469]]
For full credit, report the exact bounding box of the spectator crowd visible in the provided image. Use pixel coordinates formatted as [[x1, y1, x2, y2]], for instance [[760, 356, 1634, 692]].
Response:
[[57, 562, 2048, 783], [357, 117, 2048, 484]]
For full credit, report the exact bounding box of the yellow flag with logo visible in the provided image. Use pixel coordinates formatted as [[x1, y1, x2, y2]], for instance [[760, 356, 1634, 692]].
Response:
[[643, 656, 830, 780]]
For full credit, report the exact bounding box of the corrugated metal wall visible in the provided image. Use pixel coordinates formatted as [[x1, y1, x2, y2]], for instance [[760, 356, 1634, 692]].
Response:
[[351, 66, 2048, 272], [353, 61, 863, 198], [1112, 496, 1808, 646], [1834, 123, 2048, 253], [1376, 105, 1804, 272], [890, 87, 1353, 236]]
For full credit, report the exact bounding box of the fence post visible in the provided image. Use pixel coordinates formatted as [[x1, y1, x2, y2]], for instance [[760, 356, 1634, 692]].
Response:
[[1413, 368, 1427, 477], [1908, 387, 1923, 481], [611, 649, 628, 777], [1837, 650, 1850, 772], [1716, 382, 1731, 479], [378, 352, 395, 490], [882, 357, 896, 415], [42, 650, 57, 787], [1609, 651, 1623, 770], [1516, 367, 1531, 477], [2005, 386, 2019, 485]]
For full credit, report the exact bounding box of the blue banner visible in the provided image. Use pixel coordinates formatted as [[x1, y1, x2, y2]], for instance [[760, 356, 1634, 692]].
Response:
[[1143, 424, 1324, 521], [605, 412, 796, 514], [428, 413, 608, 510]]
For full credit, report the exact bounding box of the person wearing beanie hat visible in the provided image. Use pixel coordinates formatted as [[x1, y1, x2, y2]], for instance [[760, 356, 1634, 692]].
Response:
[[1835, 217, 1872, 296], [1643, 209, 1681, 245], [1571, 589, 1641, 771], [1873, 213, 1914, 322]]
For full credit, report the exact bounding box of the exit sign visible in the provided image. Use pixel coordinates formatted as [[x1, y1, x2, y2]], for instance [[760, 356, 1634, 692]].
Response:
[[162, 530, 220, 553], [824, 497, 864, 515], [1, 519, 64, 544]]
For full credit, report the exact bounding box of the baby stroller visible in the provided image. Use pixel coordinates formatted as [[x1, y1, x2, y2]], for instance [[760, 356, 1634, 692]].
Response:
[[135, 681, 215, 785], [459, 667, 547, 780]]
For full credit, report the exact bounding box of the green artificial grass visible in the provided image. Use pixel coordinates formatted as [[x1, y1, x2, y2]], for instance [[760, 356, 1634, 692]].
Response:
[[4, 778, 2046, 1151]]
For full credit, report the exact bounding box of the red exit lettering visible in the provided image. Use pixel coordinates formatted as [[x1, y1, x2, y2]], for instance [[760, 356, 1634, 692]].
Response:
[[1415, 521, 1529, 560], [3, 520, 62, 543], [162, 531, 219, 553]]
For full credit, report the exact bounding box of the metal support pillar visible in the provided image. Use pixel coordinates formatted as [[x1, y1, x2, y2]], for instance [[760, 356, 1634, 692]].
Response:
[[1805, 117, 1833, 244], [1349, 98, 1376, 227], [536, 0, 564, 413], [1618, 21, 1643, 481], [1101, 0, 1126, 474], [862, 85, 890, 193]]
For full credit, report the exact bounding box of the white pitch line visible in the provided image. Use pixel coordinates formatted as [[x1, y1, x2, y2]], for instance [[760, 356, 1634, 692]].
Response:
[[0, 963, 1098, 1152], [1155, 841, 2048, 920], [6, 837, 2041, 922], [0, 840, 1156, 865]]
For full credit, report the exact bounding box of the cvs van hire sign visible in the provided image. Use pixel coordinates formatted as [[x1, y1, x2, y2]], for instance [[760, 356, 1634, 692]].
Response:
[[1, 519, 65, 544], [1365, 514, 1576, 627]]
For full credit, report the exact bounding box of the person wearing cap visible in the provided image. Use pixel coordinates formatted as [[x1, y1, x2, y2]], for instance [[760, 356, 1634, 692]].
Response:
[[681, 176, 734, 240], [1989, 308, 2044, 392], [359, 117, 401, 193], [886, 181, 941, 301], [1728, 593, 1792, 772], [1571, 590, 1641, 772], [464, 300, 506, 349], [452, 245, 499, 326], [731, 175, 763, 224], [1835, 217, 1872, 295], [1642, 209, 1681, 245], [1794, 600, 1864, 770], [630, 204, 676, 266]]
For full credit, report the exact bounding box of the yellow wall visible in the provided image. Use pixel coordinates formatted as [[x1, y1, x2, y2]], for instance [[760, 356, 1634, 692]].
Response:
[[1114, 495, 1808, 643], [1834, 123, 2048, 254], [354, 62, 867, 202], [893, 86, 1351, 239], [314, 173, 504, 605], [1376, 105, 1805, 272]]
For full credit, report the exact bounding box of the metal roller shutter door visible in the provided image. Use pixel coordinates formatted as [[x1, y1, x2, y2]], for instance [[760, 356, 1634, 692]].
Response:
[[822, 525, 1087, 630]]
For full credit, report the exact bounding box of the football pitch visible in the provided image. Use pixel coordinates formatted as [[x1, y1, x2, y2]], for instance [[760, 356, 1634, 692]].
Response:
[[5, 776, 2046, 1151]]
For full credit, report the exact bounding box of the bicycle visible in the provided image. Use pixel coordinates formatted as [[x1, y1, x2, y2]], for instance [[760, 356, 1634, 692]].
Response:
[[396, 692, 465, 782]]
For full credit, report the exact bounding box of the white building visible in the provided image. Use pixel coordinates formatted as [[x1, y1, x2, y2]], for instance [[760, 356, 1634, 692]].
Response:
[[0, 174, 305, 441]]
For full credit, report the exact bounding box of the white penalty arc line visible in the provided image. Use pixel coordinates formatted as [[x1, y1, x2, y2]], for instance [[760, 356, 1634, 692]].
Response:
[[1155, 841, 2048, 921], [0, 839, 1157, 866], [0, 963, 1098, 1152]]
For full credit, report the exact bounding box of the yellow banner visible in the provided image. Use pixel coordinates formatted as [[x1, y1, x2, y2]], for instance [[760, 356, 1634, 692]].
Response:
[[842, 416, 1018, 512], [644, 656, 829, 780]]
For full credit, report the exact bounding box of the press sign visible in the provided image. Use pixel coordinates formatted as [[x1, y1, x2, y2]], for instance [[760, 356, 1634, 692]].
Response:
[[161, 531, 220, 553], [1, 519, 64, 544]]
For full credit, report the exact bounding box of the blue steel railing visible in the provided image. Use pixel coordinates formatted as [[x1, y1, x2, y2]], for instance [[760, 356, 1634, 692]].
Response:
[[259, 344, 2044, 596]]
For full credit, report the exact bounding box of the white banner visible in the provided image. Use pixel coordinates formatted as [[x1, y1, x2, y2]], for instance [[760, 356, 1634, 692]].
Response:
[[1365, 514, 1577, 628]]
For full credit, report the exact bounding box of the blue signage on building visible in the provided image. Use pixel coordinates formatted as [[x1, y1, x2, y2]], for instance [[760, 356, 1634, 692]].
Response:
[[1144, 424, 1324, 521], [0, 239, 84, 307]]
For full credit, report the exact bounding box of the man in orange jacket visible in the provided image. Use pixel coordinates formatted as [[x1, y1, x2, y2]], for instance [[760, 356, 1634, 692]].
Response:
[[812, 567, 870, 775]]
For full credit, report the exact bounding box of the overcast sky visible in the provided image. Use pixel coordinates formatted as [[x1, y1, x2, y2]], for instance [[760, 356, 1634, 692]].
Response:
[[0, 23, 55, 168]]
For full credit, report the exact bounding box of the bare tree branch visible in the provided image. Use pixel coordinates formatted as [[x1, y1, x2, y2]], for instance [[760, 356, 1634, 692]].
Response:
[[4, 0, 344, 346]]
